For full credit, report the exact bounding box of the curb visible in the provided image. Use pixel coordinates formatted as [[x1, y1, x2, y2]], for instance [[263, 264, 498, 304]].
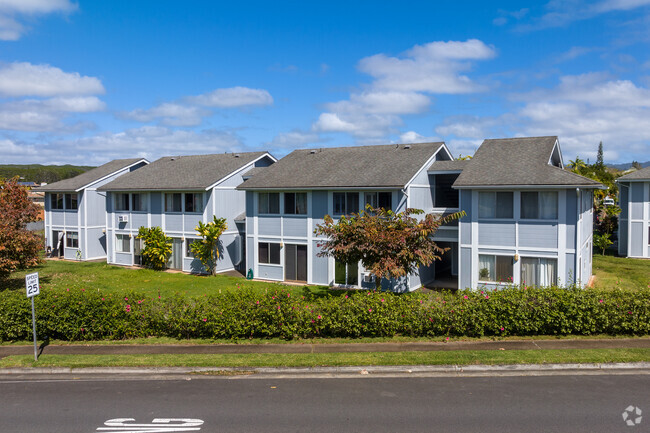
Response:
[[2, 362, 650, 377]]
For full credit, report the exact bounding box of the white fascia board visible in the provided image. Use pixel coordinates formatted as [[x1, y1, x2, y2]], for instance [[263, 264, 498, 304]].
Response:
[[76, 159, 150, 192], [239, 186, 403, 191], [454, 184, 607, 190], [404, 146, 446, 190], [204, 153, 277, 191], [615, 178, 650, 183]]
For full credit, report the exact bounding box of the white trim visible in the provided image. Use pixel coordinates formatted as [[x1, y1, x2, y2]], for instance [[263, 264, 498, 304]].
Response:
[[403, 146, 445, 190], [455, 184, 605, 190], [76, 159, 149, 192], [204, 153, 277, 191]]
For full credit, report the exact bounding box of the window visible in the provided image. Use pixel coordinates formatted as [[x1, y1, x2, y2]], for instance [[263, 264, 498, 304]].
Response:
[[258, 242, 281, 264], [65, 231, 79, 248], [132, 193, 147, 212], [51, 193, 64, 210], [434, 174, 460, 208], [115, 193, 130, 211], [115, 234, 130, 253], [258, 193, 280, 214], [478, 254, 513, 282], [521, 257, 557, 287], [284, 192, 307, 215], [521, 191, 558, 219], [185, 193, 203, 213], [335, 260, 358, 286], [478, 192, 513, 219], [65, 193, 78, 210], [165, 193, 182, 212], [333, 192, 359, 215], [186, 239, 198, 258], [365, 192, 392, 210]]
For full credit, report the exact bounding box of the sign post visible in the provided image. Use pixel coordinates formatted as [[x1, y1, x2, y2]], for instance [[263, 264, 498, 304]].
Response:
[[25, 272, 40, 361]]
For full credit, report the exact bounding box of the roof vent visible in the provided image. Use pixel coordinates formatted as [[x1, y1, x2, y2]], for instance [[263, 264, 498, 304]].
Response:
[[234, 154, 240, 158], [310, 149, 317, 154], [170, 157, 176, 161], [404, 145, 411, 149]]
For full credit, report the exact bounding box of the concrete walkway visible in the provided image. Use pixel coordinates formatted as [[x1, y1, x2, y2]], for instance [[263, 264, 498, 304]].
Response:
[[1, 337, 649, 359]]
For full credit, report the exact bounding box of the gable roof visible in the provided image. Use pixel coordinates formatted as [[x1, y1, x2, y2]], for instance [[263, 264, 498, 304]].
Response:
[[239, 142, 444, 190], [452, 136, 603, 189], [36, 158, 147, 192], [99, 152, 270, 191], [617, 166, 650, 181]]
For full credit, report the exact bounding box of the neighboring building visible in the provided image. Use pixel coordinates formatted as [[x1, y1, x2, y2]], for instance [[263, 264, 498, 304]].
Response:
[[453, 137, 603, 290], [38, 158, 149, 260], [238, 142, 454, 291], [99, 152, 276, 273], [617, 166, 650, 258]]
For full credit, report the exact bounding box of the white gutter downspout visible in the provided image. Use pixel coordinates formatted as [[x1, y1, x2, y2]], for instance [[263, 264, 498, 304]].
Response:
[[575, 188, 581, 287]]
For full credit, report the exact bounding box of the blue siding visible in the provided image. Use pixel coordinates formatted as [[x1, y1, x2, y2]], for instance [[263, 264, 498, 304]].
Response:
[[631, 183, 644, 219], [312, 191, 328, 216], [86, 228, 107, 258], [114, 252, 132, 265], [565, 191, 577, 249], [258, 264, 283, 280], [460, 247, 471, 289], [619, 185, 628, 219], [478, 221, 516, 246], [519, 222, 558, 249], [631, 222, 644, 256], [258, 216, 281, 236], [283, 217, 308, 237], [565, 253, 575, 285], [184, 213, 202, 232], [410, 186, 434, 212], [459, 190, 472, 245], [165, 214, 183, 233]]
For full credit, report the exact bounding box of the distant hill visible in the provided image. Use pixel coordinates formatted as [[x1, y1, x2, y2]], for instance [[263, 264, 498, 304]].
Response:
[[607, 161, 650, 171], [0, 164, 95, 184]]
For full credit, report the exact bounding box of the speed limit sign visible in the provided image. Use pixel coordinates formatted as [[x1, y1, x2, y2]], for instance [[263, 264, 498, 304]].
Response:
[[25, 272, 40, 298]]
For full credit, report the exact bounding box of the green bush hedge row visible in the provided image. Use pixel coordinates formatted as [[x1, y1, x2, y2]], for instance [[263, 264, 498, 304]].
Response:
[[1, 286, 649, 341]]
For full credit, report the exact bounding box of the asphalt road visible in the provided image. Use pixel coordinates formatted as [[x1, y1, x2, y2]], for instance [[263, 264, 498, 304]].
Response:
[[0, 373, 647, 432]]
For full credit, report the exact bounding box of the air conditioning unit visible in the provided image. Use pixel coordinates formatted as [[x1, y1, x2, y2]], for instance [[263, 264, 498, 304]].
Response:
[[363, 273, 375, 283], [118, 215, 129, 223]]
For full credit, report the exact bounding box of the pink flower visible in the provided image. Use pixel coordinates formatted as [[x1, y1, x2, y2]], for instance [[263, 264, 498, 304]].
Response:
[[317, 315, 322, 319], [598, 299, 603, 303], [81, 328, 84, 331], [368, 308, 373, 313], [381, 298, 385, 302], [480, 291, 484, 295], [287, 294, 290, 297], [81, 289, 85, 292], [345, 295, 348, 299], [445, 337, 449, 341], [203, 318, 207, 322], [485, 295, 490, 299], [463, 295, 468, 299], [256, 301, 260, 305], [311, 319, 315, 323], [500, 327, 505, 331], [124, 297, 128, 301], [101, 297, 104, 301], [628, 311, 633, 314], [66, 288, 69, 292], [137, 300, 142, 304], [125, 305, 131, 313]]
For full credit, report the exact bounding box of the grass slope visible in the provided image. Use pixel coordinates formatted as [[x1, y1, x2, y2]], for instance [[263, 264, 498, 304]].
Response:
[[592, 254, 650, 291], [2, 260, 329, 297]]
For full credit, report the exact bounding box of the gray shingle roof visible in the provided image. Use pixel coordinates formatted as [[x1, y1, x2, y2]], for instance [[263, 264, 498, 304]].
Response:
[[453, 136, 603, 188], [36, 158, 146, 192], [428, 160, 470, 172], [617, 166, 650, 181], [99, 152, 268, 191], [239, 142, 444, 189]]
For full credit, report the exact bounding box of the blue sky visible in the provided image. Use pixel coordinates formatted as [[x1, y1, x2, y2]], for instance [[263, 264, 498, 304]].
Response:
[[1, 0, 650, 165]]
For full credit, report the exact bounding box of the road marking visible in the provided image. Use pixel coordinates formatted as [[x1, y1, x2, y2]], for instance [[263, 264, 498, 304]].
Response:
[[96, 418, 203, 432]]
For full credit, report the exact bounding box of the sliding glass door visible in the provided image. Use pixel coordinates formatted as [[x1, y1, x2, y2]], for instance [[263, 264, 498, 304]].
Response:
[[285, 244, 307, 282]]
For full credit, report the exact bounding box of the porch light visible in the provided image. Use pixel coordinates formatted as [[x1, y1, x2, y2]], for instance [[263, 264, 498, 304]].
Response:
[[514, 254, 519, 262]]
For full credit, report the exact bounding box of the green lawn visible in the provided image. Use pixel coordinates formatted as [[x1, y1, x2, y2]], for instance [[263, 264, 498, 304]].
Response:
[[592, 254, 650, 290], [2, 348, 649, 368], [1, 260, 330, 297]]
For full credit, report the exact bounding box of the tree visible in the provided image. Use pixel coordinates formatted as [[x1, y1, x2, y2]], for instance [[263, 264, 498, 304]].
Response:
[[137, 226, 172, 270], [190, 216, 228, 275], [568, 157, 587, 173], [596, 141, 604, 170], [631, 161, 642, 170], [0, 177, 43, 279], [593, 233, 613, 256], [314, 206, 465, 289]]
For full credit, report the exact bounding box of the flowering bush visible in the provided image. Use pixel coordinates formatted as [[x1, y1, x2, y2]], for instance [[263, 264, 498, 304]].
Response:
[[0, 286, 648, 341]]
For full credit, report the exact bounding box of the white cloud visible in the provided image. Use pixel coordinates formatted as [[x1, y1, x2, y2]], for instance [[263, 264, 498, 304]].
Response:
[[0, 126, 249, 165], [0, 0, 76, 40], [0, 62, 105, 97], [358, 39, 495, 94], [124, 103, 209, 127], [188, 86, 273, 108], [398, 131, 441, 143], [267, 130, 321, 149], [313, 39, 495, 138], [0, 96, 104, 131]]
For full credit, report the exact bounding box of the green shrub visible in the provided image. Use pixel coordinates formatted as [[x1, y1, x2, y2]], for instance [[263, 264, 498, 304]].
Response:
[[0, 286, 648, 341]]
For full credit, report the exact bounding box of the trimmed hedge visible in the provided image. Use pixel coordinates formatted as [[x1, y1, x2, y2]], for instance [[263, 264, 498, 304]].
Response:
[[1, 286, 649, 341]]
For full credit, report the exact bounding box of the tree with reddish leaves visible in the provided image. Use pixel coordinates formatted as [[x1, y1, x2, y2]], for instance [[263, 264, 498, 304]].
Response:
[[314, 206, 465, 289], [0, 177, 43, 279]]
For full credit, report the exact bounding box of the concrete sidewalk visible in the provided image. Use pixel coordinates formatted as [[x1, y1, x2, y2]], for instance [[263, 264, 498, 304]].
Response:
[[2, 337, 650, 359]]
